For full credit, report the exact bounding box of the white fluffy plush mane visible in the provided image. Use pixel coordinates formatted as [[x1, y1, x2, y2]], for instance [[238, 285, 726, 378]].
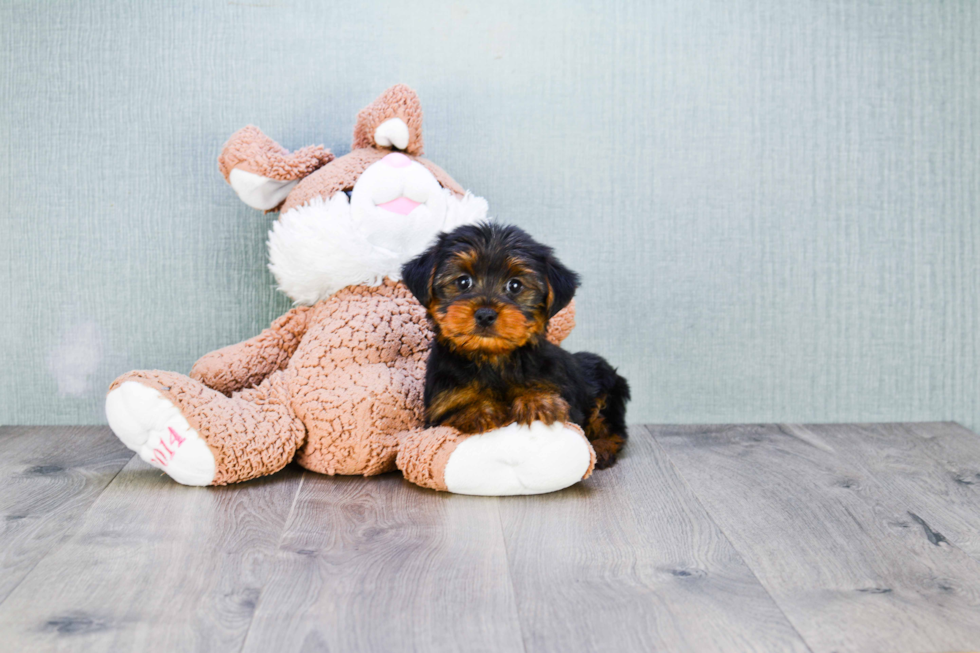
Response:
[[268, 189, 489, 305]]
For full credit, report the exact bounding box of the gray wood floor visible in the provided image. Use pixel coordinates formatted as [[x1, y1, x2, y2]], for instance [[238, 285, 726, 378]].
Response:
[[1, 423, 979, 653]]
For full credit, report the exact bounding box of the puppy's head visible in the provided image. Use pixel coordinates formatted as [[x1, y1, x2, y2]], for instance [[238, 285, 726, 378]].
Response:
[[401, 222, 579, 356]]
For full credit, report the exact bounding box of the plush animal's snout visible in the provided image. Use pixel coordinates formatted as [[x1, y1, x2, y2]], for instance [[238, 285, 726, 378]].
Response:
[[352, 152, 442, 218], [351, 152, 440, 216], [345, 145, 462, 258], [475, 307, 498, 327]]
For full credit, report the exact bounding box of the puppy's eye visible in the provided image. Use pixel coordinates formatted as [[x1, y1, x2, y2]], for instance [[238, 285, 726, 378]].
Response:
[[506, 278, 523, 294], [455, 275, 473, 291]]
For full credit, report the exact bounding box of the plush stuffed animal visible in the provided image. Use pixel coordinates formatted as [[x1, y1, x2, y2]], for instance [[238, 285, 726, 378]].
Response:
[[105, 85, 596, 495]]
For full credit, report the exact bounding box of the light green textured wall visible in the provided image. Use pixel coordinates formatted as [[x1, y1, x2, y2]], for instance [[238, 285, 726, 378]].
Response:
[[1, 0, 978, 429]]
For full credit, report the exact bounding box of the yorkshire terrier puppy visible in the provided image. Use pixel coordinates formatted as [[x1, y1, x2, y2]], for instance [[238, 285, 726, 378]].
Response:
[[401, 222, 631, 469]]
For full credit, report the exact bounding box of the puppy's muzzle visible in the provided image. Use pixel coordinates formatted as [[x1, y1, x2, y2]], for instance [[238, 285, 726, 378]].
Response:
[[474, 307, 498, 328]]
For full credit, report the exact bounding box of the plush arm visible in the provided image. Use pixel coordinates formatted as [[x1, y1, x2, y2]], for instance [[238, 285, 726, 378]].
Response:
[[546, 299, 576, 345], [190, 306, 312, 395]]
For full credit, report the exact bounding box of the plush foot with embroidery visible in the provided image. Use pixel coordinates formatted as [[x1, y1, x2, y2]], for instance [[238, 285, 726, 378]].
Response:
[[105, 381, 216, 486]]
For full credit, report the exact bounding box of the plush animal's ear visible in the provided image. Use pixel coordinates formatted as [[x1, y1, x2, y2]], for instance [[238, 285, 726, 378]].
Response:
[[219, 125, 333, 212], [352, 84, 424, 156], [401, 243, 440, 306], [545, 255, 580, 318]]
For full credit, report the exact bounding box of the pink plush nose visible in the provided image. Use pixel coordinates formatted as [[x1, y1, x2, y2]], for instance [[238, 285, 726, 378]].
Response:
[[377, 197, 421, 215], [382, 152, 412, 168]]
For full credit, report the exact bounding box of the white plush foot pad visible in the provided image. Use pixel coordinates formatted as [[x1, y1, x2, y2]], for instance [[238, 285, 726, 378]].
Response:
[[105, 381, 216, 486], [443, 422, 593, 496]]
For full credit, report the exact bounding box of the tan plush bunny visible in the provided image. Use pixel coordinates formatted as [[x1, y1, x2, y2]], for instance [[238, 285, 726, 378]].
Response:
[[105, 85, 594, 495]]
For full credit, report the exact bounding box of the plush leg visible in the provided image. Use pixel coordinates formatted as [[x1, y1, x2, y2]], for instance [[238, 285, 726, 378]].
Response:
[[105, 370, 306, 486], [396, 422, 596, 496]]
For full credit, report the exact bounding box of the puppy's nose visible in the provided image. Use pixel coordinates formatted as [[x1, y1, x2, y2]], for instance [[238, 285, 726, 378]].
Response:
[[474, 307, 498, 327]]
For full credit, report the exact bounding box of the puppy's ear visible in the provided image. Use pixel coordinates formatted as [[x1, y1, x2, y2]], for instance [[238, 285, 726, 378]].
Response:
[[401, 244, 440, 306], [545, 255, 580, 318]]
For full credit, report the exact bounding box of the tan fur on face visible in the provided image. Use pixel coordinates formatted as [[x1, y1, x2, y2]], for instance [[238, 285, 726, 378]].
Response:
[[452, 249, 478, 273], [426, 245, 552, 360], [504, 256, 535, 278], [433, 301, 535, 356], [430, 249, 476, 299]]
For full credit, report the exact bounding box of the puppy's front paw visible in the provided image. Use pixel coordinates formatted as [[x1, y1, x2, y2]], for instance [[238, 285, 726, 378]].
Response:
[[442, 401, 510, 434], [510, 391, 570, 426]]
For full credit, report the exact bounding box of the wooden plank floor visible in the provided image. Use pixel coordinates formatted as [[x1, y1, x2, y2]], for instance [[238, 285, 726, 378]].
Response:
[[0, 424, 978, 652]]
